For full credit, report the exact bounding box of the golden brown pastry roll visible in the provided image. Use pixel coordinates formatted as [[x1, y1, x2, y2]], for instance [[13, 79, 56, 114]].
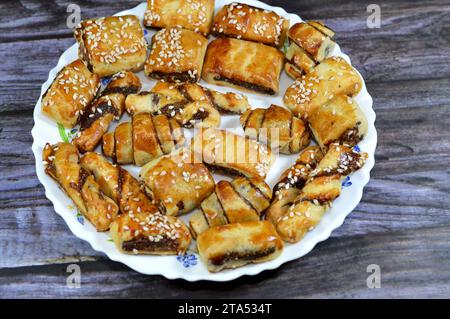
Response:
[[80, 152, 160, 215], [144, 0, 215, 36], [125, 91, 220, 128], [265, 146, 323, 226], [212, 2, 289, 48], [287, 21, 336, 63], [284, 56, 363, 119], [144, 28, 208, 83], [74, 15, 147, 77], [284, 62, 303, 80], [102, 113, 184, 166], [152, 81, 250, 115], [189, 176, 272, 238], [140, 148, 215, 216], [125, 82, 250, 117], [125, 82, 251, 128], [124, 91, 162, 115], [110, 211, 191, 255], [309, 143, 368, 178], [274, 146, 324, 193], [202, 37, 285, 95], [284, 21, 335, 79], [42, 59, 100, 128], [114, 122, 134, 165], [206, 88, 249, 115], [308, 95, 368, 151], [240, 105, 311, 154], [133, 113, 166, 165], [197, 221, 284, 272], [276, 197, 329, 243], [175, 100, 221, 128], [72, 71, 141, 153], [274, 144, 368, 243], [191, 128, 275, 179], [285, 42, 316, 79], [276, 175, 340, 243], [42, 143, 119, 231], [308, 21, 335, 38]]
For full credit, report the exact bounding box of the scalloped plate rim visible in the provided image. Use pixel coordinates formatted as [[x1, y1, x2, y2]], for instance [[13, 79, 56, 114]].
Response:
[[31, 0, 377, 282]]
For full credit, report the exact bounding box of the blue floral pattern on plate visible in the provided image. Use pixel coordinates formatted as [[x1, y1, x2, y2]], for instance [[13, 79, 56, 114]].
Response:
[[342, 176, 352, 187], [353, 145, 361, 152], [177, 253, 198, 268], [101, 77, 111, 86], [76, 212, 84, 225]]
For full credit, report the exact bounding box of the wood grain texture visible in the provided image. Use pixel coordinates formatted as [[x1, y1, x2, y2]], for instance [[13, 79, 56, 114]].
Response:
[[0, 0, 449, 298]]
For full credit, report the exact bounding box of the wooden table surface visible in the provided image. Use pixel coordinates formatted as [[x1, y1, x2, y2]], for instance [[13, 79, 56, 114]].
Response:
[[1, 0, 449, 298]]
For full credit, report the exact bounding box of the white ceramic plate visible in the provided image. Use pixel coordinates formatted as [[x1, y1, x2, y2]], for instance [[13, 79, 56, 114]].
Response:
[[31, 0, 377, 281]]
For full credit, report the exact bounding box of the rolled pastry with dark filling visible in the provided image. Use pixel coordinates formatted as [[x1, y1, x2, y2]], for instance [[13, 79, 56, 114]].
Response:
[[144, 27, 208, 83], [285, 41, 317, 79], [287, 21, 335, 62], [285, 20, 336, 79], [72, 71, 141, 153], [41, 59, 100, 128], [212, 2, 289, 48], [240, 105, 311, 154], [265, 146, 323, 227], [80, 152, 160, 215], [102, 112, 184, 166], [191, 128, 275, 179], [125, 82, 250, 128], [197, 221, 283, 272], [110, 211, 191, 255], [43, 143, 119, 231], [140, 148, 215, 216], [284, 56, 363, 119], [80, 151, 192, 255], [274, 144, 367, 243], [151, 81, 250, 115], [202, 37, 285, 95], [189, 176, 272, 238], [124, 80, 252, 128], [308, 94, 368, 152]]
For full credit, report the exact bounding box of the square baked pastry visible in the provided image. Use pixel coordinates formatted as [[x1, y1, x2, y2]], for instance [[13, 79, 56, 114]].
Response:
[[42, 59, 100, 128], [144, 28, 208, 83], [212, 2, 289, 48], [144, 0, 215, 36], [74, 15, 147, 77], [202, 37, 285, 95]]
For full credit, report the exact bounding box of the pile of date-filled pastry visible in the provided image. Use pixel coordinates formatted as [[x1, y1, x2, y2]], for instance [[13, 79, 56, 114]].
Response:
[[41, 0, 368, 273]]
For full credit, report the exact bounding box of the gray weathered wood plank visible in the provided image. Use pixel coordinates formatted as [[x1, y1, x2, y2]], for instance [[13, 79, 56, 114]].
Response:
[[1, 224, 449, 298]]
